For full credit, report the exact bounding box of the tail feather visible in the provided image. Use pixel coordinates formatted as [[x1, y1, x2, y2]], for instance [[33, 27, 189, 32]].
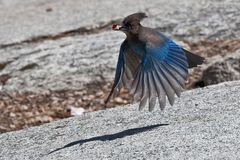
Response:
[[183, 49, 205, 68]]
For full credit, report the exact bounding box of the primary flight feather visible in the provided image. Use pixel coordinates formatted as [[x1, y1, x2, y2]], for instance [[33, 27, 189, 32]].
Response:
[[105, 12, 204, 111]]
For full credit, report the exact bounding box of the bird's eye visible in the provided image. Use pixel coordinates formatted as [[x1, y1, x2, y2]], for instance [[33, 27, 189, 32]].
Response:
[[125, 23, 132, 29]]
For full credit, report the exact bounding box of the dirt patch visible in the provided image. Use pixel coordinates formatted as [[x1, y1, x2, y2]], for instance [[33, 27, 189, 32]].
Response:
[[0, 82, 130, 133], [184, 39, 240, 58], [185, 39, 240, 89]]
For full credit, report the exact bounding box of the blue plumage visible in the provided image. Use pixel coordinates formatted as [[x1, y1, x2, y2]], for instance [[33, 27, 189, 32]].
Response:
[[105, 41, 126, 104], [106, 12, 204, 111]]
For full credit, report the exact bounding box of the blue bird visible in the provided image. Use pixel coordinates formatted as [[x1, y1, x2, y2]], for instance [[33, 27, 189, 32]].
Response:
[[105, 13, 204, 111]]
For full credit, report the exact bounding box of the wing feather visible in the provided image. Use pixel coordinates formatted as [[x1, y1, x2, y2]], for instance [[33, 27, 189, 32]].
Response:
[[106, 32, 189, 111]]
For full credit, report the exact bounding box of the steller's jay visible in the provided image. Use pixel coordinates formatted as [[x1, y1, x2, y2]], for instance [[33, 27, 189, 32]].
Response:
[[105, 12, 204, 111]]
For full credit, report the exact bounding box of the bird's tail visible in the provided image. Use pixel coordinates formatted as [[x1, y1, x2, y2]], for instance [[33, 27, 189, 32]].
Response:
[[183, 49, 205, 68]]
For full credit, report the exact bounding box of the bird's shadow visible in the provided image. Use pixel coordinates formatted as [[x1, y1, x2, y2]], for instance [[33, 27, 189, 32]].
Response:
[[48, 123, 168, 154]]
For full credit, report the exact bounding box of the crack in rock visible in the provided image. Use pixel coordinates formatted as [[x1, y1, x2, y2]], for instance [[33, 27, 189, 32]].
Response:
[[0, 20, 120, 49]]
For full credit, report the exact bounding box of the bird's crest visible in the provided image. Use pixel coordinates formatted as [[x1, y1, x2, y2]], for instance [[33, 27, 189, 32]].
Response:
[[123, 12, 147, 25]]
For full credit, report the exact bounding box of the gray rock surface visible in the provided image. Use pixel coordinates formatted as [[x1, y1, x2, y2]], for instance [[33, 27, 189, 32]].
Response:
[[0, 0, 240, 93], [0, 0, 238, 46], [0, 81, 240, 160], [203, 49, 240, 85], [0, 31, 124, 92]]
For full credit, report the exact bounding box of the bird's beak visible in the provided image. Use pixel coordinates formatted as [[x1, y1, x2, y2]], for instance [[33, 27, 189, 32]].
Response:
[[112, 24, 123, 31]]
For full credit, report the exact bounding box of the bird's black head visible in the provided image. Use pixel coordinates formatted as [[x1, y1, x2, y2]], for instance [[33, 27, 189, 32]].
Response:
[[112, 12, 147, 35]]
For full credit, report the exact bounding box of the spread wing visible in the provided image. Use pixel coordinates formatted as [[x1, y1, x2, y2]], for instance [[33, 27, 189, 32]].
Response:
[[105, 40, 142, 104], [106, 34, 188, 111], [130, 33, 188, 111]]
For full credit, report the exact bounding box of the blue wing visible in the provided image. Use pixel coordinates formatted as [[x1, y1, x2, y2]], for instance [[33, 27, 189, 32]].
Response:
[[105, 41, 126, 104], [106, 33, 188, 111], [130, 33, 188, 111], [105, 40, 142, 104]]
